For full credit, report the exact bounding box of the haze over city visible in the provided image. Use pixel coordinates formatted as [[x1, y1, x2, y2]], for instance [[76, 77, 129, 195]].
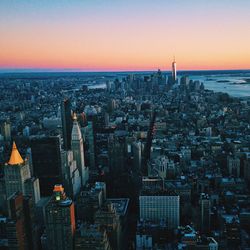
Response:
[[0, 0, 250, 71]]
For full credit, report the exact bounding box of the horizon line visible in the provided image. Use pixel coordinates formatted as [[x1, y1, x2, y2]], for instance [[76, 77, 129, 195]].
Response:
[[0, 68, 250, 74]]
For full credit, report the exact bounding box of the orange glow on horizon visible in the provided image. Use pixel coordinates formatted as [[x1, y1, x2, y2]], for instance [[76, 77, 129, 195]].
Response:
[[0, 59, 249, 72], [0, 1, 250, 71]]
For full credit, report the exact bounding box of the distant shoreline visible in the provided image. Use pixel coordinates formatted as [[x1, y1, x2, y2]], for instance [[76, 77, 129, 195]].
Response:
[[1, 69, 250, 98]]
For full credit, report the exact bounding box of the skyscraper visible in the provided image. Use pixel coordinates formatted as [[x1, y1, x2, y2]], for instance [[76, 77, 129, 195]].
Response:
[[94, 202, 122, 250], [61, 98, 73, 150], [23, 195, 38, 250], [4, 142, 31, 199], [30, 135, 63, 196], [1, 121, 11, 141], [200, 193, 210, 233], [172, 57, 177, 83], [132, 141, 142, 171], [227, 155, 240, 177], [45, 185, 75, 250], [6, 192, 27, 250], [71, 113, 89, 187], [139, 178, 180, 229], [108, 131, 127, 177], [61, 150, 81, 198], [85, 120, 96, 170], [4, 142, 41, 220]]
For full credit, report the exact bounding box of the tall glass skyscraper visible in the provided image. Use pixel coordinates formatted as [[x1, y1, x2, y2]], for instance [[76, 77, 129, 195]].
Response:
[[30, 136, 62, 196], [172, 57, 177, 82]]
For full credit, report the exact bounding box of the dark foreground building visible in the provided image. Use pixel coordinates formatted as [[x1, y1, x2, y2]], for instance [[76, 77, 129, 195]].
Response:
[[30, 136, 62, 196]]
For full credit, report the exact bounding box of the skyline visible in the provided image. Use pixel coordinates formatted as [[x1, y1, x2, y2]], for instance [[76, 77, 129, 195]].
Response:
[[0, 0, 250, 71]]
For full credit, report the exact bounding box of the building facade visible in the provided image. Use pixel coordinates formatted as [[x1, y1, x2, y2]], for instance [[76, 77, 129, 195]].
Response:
[[61, 98, 73, 150], [71, 114, 89, 187], [139, 193, 180, 229], [45, 185, 75, 250]]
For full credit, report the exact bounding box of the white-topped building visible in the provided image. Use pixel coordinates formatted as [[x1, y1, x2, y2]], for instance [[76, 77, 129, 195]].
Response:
[[71, 114, 89, 187]]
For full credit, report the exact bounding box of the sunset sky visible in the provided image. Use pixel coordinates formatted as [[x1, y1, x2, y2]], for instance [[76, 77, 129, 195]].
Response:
[[0, 0, 250, 71]]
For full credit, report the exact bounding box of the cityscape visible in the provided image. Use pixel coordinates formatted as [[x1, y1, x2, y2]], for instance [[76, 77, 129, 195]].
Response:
[[0, 1, 250, 250]]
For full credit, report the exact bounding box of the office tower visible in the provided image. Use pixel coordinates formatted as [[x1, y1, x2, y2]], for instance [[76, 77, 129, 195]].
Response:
[[23, 196, 38, 250], [180, 76, 189, 86], [71, 113, 89, 187], [194, 80, 201, 91], [108, 131, 127, 177], [85, 121, 96, 170], [139, 194, 179, 230], [4, 142, 41, 222], [166, 75, 173, 89], [94, 202, 121, 250], [30, 135, 62, 196], [152, 73, 159, 92], [180, 76, 189, 90], [61, 98, 73, 150], [45, 185, 75, 250], [106, 198, 129, 250], [156, 69, 164, 85], [181, 147, 191, 163], [22, 126, 30, 137], [84, 109, 98, 170], [107, 99, 116, 113], [61, 150, 81, 198], [77, 112, 88, 140], [172, 57, 177, 83], [139, 182, 179, 229], [227, 155, 240, 177], [24, 178, 41, 205], [144, 111, 156, 175], [4, 142, 31, 199], [75, 224, 111, 250], [6, 192, 27, 250], [132, 141, 142, 171], [1, 121, 11, 141], [200, 193, 210, 233], [76, 182, 106, 222], [104, 112, 109, 127], [106, 80, 112, 93]]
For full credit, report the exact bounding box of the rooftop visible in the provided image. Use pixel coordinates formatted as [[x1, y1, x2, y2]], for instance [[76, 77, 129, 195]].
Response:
[[107, 198, 129, 216], [7, 141, 24, 165]]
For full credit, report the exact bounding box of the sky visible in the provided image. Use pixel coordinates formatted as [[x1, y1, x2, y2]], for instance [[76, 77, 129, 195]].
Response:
[[0, 0, 250, 72]]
